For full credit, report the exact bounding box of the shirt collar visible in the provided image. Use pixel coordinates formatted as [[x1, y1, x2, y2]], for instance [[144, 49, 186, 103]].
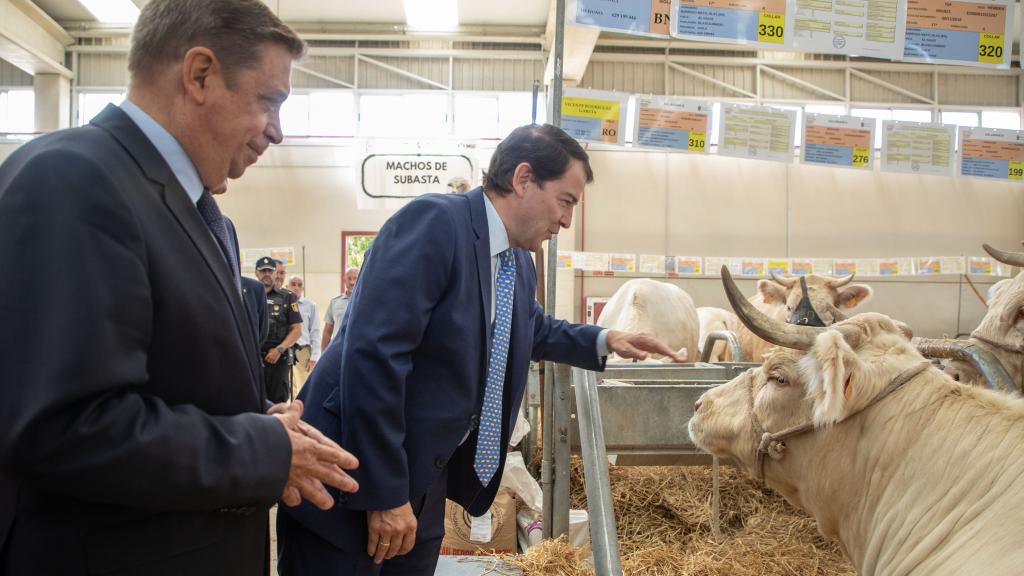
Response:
[[481, 191, 510, 258], [120, 99, 205, 205]]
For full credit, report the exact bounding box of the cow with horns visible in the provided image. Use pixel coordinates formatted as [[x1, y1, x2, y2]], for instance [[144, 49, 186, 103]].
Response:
[[738, 272, 874, 362], [689, 267, 1024, 575], [915, 244, 1023, 393]]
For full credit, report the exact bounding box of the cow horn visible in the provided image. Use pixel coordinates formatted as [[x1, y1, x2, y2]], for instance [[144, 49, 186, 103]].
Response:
[[829, 273, 856, 288], [721, 266, 823, 351], [769, 272, 798, 288], [984, 244, 1024, 268]]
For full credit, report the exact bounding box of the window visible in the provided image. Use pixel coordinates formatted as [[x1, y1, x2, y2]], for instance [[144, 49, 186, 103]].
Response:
[[940, 111, 979, 128], [342, 231, 376, 272], [360, 93, 448, 138], [623, 96, 637, 145], [498, 92, 545, 137], [850, 108, 893, 148], [78, 92, 124, 126], [454, 94, 498, 139], [892, 109, 932, 123], [0, 89, 34, 133], [804, 104, 847, 116], [981, 110, 1020, 130], [309, 92, 355, 136], [280, 92, 357, 138], [279, 93, 309, 136], [709, 102, 722, 145]]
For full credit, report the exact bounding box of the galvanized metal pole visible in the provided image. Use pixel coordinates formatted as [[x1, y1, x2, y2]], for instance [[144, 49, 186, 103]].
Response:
[[541, 0, 567, 540], [572, 368, 624, 575]]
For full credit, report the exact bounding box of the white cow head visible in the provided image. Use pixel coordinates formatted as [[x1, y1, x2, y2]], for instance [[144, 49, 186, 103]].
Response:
[[690, 269, 920, 495], [943, 244, 1024, 387], [758, 274, 873, 326]]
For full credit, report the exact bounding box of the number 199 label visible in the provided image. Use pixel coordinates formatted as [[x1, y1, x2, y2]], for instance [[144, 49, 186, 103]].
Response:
[[757, 12, 785, 44], [1008, 160, 1023, 180]]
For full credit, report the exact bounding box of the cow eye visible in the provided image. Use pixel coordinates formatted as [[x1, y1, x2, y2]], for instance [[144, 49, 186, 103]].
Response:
[[768, 373, 787, 386]]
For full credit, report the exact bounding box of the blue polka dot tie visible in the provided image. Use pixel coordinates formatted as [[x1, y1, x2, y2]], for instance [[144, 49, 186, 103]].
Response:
[[196, 189, 240, 289], [474, 248, 516, 485]]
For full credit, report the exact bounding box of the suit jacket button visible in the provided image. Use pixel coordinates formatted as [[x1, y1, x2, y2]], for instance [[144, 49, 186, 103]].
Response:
[[434, 457, 446, 469]]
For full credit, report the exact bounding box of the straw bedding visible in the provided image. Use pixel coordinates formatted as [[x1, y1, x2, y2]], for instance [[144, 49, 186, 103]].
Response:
[[503, 459, 856, 575]]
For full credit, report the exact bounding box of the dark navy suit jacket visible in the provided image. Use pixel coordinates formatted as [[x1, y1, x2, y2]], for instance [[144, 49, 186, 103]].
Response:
[[0, 105, 288, 575], [282, 188, 604, 551]]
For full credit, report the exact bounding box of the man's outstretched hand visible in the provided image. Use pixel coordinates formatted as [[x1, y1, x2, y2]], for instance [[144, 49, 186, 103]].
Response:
[[606, 330, 687, 363]]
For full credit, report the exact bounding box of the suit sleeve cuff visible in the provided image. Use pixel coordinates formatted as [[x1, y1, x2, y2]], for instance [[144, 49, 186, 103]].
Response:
[[596, 329, 609, 359]]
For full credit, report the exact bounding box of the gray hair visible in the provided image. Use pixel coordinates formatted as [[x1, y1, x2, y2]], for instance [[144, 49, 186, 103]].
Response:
[[128, 0, 305, 87]]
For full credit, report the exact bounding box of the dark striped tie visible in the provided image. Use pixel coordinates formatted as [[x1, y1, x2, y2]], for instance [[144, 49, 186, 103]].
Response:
[[196, 189, 240, 289]]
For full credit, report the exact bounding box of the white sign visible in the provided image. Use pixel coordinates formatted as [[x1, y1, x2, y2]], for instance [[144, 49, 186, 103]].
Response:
[[361, 154, 473, 198], [792, 0, 907, 59], [241, 247, 295, 268], [718, 104, 797, 163], [880, 120, 956, 177]]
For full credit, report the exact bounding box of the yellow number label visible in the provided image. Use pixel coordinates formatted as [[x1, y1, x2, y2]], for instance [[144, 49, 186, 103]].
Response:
[[978, 33, 1004, 64], [757, 12, 785, 44], [1008, 160, 1023, 180], [687, 131, 706, 152], [851, 146, 870, 168]]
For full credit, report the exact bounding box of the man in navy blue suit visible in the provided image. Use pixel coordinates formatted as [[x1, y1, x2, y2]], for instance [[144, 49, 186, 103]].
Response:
[[277, 124, 683, 575]]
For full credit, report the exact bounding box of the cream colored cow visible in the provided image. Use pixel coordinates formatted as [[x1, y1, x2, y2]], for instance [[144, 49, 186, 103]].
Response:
[[932, 244, 1023, 392], [739, 273, 873, 362], [597, 279, 697, 363], [689, 270, 1024, 575]]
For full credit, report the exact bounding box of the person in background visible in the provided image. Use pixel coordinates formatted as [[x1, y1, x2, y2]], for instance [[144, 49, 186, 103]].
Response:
[[321, 266, 359, 350], [275, 259, 288, 290], [0, 1, 358, 573], [256, 256, 302, 404], [287, 274, 321, 394]]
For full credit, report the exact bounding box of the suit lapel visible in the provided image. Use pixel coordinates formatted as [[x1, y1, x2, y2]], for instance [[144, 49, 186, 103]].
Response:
[[468, 189, 492, 350], [90, 105, 263, 396]]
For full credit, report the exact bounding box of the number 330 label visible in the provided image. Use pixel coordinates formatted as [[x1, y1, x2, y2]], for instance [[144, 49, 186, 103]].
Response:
[[757, 12, 785, 44]]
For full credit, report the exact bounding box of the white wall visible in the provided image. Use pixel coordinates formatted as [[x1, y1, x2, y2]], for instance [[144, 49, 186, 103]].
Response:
[[2, 139, 1021, 338]]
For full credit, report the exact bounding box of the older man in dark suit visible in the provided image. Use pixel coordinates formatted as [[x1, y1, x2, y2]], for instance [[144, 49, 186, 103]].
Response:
[[0, 1, 358, 574], [277, 124, 684, 575]]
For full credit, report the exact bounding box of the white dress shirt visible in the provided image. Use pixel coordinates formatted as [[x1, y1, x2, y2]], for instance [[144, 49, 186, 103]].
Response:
[[481, 192, 608, 357], [295, 297, 322, 361]]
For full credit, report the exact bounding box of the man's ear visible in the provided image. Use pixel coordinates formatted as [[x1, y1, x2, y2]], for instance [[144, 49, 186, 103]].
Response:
[[802, 329, 861, 426], [758, 279, 788, 305], [510, 162, 534, 199], [181, 46, 218, 104]]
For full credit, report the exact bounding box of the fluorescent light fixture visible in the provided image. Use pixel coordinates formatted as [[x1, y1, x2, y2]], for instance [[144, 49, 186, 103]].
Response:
[[403, 0, 459, 31], [78, 0, 140, 24]]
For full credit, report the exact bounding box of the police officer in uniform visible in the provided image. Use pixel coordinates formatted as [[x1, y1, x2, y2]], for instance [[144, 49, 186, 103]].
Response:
[[255, 256, 302, 404]]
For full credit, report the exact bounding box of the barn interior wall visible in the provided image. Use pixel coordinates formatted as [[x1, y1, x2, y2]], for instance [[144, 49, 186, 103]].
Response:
[[0, 140, 1018, 339], [569, 150, 1024, 341]]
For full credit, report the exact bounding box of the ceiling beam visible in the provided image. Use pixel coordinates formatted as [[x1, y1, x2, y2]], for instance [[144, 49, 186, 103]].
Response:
[[1, 0, 72, 77], [542, 0, 598, 86]]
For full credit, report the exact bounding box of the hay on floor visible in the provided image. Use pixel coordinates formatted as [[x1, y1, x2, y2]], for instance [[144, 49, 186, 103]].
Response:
[[504, 459, 855, 576]]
